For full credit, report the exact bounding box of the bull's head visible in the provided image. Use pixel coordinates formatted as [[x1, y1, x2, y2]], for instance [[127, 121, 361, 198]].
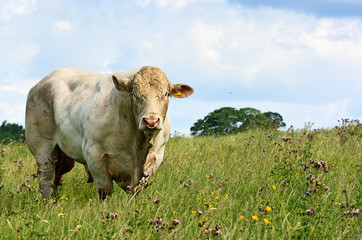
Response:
[[112, 66, 194, 132]]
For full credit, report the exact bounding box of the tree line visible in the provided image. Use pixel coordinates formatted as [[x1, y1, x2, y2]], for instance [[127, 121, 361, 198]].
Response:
[[190, 107, 286, 136], [0, 121, 25, 143], [0, 106, 286, 141]]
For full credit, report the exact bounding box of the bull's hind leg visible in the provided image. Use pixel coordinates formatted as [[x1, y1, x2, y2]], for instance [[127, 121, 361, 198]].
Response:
[[30, 140, 57, 199], [53, 145, 75, 193]]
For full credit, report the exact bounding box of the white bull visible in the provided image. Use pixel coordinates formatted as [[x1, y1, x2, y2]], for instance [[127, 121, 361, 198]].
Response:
[[25, 66, 194, 199]]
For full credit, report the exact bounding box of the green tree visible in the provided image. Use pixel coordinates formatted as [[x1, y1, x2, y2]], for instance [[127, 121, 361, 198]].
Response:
[[0, 121, 25, 143], [263, 111, 286, 129], [190, 107, 286, 136]]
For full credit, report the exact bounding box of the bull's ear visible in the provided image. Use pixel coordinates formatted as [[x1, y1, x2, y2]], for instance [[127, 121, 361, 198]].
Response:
[[112, 75, 130, 92], [171, 84, 194, 98]]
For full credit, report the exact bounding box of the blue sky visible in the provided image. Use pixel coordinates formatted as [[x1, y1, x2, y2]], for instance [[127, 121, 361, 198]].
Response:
[[1, 0, 362, 134]]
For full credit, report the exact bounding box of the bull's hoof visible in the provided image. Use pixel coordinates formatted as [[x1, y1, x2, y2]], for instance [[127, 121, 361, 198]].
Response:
[[133, 185, 142, 194]]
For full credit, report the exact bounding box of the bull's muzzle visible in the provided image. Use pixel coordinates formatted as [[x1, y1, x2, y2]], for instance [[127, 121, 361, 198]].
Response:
[[140, 116, 162, 130]]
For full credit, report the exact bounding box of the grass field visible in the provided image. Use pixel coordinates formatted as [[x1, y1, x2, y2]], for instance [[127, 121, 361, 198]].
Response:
[[0, 120, 361, 239]]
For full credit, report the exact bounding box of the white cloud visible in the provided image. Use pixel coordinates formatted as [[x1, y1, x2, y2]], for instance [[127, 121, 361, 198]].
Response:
[[1, 0, 37, 22], [190, 23, 223, 63], [53, 20, 72, 31], [136, 0, 151, 7], [0, 77, 38, 95], [156, 0, 195, 9], [0, 102, 26, 126]]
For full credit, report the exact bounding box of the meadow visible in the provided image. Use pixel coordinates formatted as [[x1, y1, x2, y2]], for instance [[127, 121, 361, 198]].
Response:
[[0, 120, 360, 239]]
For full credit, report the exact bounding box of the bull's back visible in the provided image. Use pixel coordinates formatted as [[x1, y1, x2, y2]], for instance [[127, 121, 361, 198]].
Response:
[[25, 67, 104, 160]]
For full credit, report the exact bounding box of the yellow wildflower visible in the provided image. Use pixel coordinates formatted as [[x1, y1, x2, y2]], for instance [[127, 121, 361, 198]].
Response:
[[252, 216, 259, 221], [89, 198, 93, 202], [264, 218, 270, 224], [272, 185, 276, 190], [240, 216, 245, 220], [224, 194, 228, 199], [266, 206, 272, 212]]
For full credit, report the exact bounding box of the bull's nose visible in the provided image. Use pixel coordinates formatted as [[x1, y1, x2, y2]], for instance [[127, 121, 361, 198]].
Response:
[[142, 117, 160, 129]]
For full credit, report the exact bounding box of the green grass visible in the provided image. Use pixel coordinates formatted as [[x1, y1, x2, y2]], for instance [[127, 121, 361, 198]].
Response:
[[0, 122, 361, 239]]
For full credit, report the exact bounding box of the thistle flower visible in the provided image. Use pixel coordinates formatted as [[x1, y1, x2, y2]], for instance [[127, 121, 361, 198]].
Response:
[[153, 199, 160, 204], [197, 210, 202, 216], [173, 219, 180, 225]]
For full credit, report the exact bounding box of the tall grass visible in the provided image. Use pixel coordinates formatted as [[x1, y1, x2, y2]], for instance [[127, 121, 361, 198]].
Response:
[[0, 121, 360, 239]]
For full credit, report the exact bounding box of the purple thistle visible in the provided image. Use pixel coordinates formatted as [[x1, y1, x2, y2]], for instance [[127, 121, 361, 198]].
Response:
[[197, 210, 202, 216], [153, 199, 160, 204], [173, 219, 180, 225], [325, 187, 329, 191], [306, 209, 311, 214], [306, 192, 310, 196]]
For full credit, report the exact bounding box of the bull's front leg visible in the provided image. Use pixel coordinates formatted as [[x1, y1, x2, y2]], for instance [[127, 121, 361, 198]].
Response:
[[84, 144, 113, 200], [131, 166, 144, 193]]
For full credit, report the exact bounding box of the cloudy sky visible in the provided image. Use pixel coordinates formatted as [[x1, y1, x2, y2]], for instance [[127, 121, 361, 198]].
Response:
[[1, 0, 362, 134]]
